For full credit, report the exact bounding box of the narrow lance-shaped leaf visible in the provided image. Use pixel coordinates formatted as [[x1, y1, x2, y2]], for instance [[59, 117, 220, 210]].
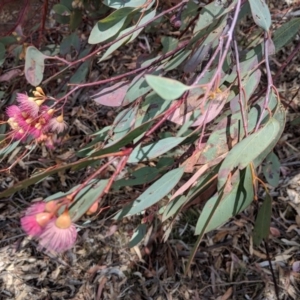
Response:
[[104, 0, 148, 9], [218, 116, 281, 188], [69, 179, 109, 221], [128, 137, 185, 163], [253, 193, 272, 246], [273, 18, 300, 53], [114, 167, 185, 219], [88, 7, 134, 44], [128, 223, 147, 248], [195, 165, 254, 235]]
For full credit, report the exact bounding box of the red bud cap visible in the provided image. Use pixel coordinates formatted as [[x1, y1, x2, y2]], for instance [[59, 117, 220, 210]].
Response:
[[55, 211, 72, 229], [36, 212, 52, 227], [86, 202, 98, 215]]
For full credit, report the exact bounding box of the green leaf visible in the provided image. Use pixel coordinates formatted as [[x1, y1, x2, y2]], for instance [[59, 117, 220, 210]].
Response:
[[70, 9, 82, 30], [145, 75, 189, 101], [180, 0, 199, 31], [193, 0, 237, 33], [60, 0, 73, 10], [0, 157, 104, 198], [81, 119, 156, 157], [60, 33, 81, 55], [128, 137, 185, 163], [252, 104, 286, 167], [69, 48, 91, 83], [114, 167, 184, 219], [104, 0, 147, 8], [111, 107, 138, 142], [218, 115, 282, 188], [230, 69, 261, 113], [164, 50, 191, 72], [162, 196, 187, 222], [124, 69, 162, 103], [253, 194, 272, 246], [69, 179, 109, 221], [88, 7, 134, 44], [52, 4, 71, 15], [113, 167, 160, 190], [248, 0, 271, 31], [0, 43, 5, 66], [128, 223, 147, 248], [262, 151, 280, 187], [24, 46, 46, 86], [0, 141, 20, 159], [273, 18, 300, 53], [161, 36, 178, 54], [98, 9, 156, 62], [198, 112, 243, 164], [195, 165, 254, 235]]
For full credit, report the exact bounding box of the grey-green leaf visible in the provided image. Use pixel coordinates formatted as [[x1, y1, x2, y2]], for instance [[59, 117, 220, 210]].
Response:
[[88, 7, 134, 44], [195, 166, 253, 235], [114, 167, 184, 219], [145, 75, 189, 101], [248, 0, 271, 31], [128, 137, 185, 163], [262, 151, 280, 187], [128, 223, 147, 248], [24, 46, 46, 86], [253, 193, 272, 246]]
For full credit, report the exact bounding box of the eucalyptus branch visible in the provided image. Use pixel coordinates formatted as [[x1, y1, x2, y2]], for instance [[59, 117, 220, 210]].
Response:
[[49, 0, 188, 72], [191, 0, 242, 149], [233, 39, 248, 136], [67, 157, 119, 203], [57, 40, 189, 102], [255, 31, 273, 132]]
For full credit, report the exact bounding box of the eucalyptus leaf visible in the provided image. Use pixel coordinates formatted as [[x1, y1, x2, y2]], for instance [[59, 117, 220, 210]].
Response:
[[24, 46, 46, 86], [114, 167, 184, 219], [253, 193, 272, 246], [128, 223, 147, 247], [248, 0, 271, 31], [145, 75, 189, 101]]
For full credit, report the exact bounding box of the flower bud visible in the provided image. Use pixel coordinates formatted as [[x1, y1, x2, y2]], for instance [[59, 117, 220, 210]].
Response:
[[55, 211, 72, 229], [45, 201, 57, 213], [86, 202, 98, 215], [56, 114, 64, 123], [36, 212, 52, 227]]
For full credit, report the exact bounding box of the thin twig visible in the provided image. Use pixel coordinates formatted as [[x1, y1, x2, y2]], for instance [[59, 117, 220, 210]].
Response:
[[233, 39, 248, 136]]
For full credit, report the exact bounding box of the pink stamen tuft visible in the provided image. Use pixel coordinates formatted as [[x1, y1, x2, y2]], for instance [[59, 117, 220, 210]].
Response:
[[38, 219, 77, 253], [16, 93, 40, 117], [11, 128, 27, 141], [24, 201, 46, 215], [48, 116, 68, 133], [21, 214, 47, 237]]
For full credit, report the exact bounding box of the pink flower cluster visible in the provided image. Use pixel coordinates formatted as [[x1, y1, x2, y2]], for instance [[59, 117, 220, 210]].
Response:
[[21, 201, 77, 253], [6, 89, 67, 148]]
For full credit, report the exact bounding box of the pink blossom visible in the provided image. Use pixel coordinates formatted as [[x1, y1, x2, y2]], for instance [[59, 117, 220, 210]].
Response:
[[16, 93, 41, 117], [29, 123, 43, 138], [40, 106, 54, 123], [11, 128, 27, 142], [24, 201, 46, 215], [6, 105, 32, 134], [38, 219, 77, 252], [21, 212, 52, 237], [48, 116, 68, 133]]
